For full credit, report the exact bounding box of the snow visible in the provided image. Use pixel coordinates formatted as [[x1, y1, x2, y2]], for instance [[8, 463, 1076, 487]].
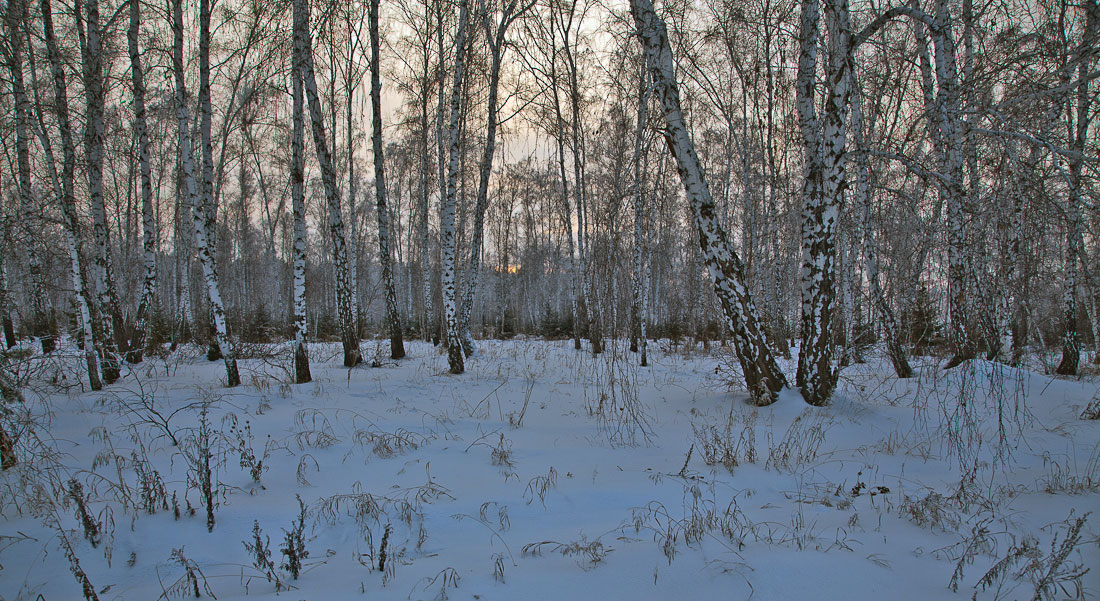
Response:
[[2, 339, 1099, 601]]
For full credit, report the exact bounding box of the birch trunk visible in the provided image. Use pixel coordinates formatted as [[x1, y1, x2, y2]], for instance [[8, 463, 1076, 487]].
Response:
[[7, 0, 56, 356], [630, 0, 787, 404], [0, 254, 14, 349], [547, 46, 582, 351], [77, 0, 122, 380], [198, 0, 222, 360], [370, 0, 406, 360], [559, 9, 601, 355], [851, 80, 911, 378], [441, 0, 471, 373], [1056, 0, 1097, 375], [796, 0, 847, 405], [795, 0, 825, 403], [459, 0, 528, 356], [417, 40, 433, 341], [630, 71, 649, 367], [40, 0, 101, 388], [171, 0, 240, 386], [295, 0, 360, 366], [291, 43, 312, 384], [126, 0, 156, 364], [931, 0, 974, 366]]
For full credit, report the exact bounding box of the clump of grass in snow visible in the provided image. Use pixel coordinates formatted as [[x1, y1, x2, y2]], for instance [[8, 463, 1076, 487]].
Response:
[[522, 535, 611, 569]]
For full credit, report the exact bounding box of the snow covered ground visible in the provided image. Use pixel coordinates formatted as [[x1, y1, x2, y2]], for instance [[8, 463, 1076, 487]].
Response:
[[2, 339, 1098, 600]]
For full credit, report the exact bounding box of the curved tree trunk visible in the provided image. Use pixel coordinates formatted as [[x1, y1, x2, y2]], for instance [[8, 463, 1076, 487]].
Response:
[[295, 0, 360, 367], [631, 0, 787, 405], [459, 0, 529, 357], [171, 0, 240, 386], [38, 0, 101, 389]]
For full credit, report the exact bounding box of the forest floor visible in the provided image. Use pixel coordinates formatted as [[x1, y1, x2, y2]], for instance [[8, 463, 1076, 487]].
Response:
[[2, 338, 1099, 601]]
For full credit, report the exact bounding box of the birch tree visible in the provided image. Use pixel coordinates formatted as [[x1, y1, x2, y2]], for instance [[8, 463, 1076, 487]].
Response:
[[6, 0, 56, 356], [1055, 0, 1097, 376], [630, 69, 650, 367], [76, 0, 124, 380], [851, 75, 911, 378], [291, 36, 312, 384], [370, 0, 406, 360], [171, 0, 241, 386], [630, 0, 787, 404], [795, 0, 848, 405], [458, 0, 532, 356], [295, 0, 361, 367], [126, 0, 157, 364], [441, 0, 471, 373], [38, 0, 101, 388]]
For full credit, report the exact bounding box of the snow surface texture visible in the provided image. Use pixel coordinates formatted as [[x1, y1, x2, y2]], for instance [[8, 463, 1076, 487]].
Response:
[[2, 340, 1098, 600]]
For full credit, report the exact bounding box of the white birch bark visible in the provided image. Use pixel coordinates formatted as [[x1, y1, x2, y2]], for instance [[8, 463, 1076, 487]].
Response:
[[291, 44, 312, 384], [458, 0, 530, 356], [932, 0, 973, 366], [76, 0, 123, 380], [1057, 0, 1097, 375], [171, 0, 240, 386], [630, 70, 650, 367], [38, 0, 100, 388], [441, 0, 471, 373], [127, 0, 156, 364], [796, 0, 847, 405], [0, 256, 12, 349], [417, 29, 433, 340], [370, 0, 406, 360], [851, 79, 911, 378], [630, 0, 787, 404], [795, 0, 825, 403], [7, 0, 56, 355], [295, 0, 360, 366], [855, 3, 972, 366], [198, 0, 222, 358]]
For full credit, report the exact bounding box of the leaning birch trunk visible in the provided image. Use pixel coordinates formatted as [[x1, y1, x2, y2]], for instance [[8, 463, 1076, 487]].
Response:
[[126, 0, 156, 364], [171, 0, 240, 386], [630, 0, 787, 404], [630, 71, 649, 367], [459, 0, 527, 357], [441, 0, 471, 374], [40, 0, 100, 388], [370, 0, 406, 360], [77, 0, 122, 380], [295, 0, 360, 367], [290, 47, 312, 384], [8, 0, 56, 355]]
